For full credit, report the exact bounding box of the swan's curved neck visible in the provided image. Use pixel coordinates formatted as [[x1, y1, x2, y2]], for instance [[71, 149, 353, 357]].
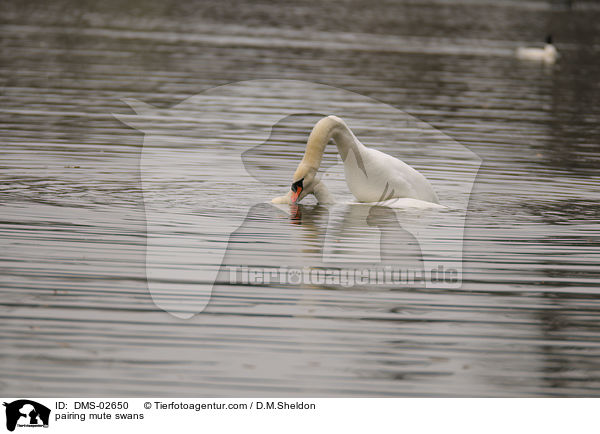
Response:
[[295, 116, 363, 176]]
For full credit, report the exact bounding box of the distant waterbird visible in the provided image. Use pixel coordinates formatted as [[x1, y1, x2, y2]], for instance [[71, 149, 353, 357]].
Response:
[[516, 35, 558, 63]]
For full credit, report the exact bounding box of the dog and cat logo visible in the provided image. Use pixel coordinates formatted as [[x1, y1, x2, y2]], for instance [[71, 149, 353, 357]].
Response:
[[3, 400, 50, 431]]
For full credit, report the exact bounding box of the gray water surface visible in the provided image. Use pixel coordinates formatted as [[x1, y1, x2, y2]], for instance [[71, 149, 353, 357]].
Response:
[[1, 0, 600, 396]]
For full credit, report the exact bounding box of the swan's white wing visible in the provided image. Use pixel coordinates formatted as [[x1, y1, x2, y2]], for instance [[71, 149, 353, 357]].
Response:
[[361, 147, 437, 203]]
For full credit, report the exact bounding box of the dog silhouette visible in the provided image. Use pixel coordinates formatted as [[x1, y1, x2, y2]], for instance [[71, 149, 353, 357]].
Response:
[[3, 400, 50, 432]]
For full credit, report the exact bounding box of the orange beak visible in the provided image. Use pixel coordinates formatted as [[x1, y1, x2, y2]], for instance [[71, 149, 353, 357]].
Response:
[[291, 186, 302, 204]]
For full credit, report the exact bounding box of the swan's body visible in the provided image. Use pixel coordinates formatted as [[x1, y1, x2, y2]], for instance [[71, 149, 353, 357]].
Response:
[[272, 115, 439, 205], [516, 36, 558, 63]]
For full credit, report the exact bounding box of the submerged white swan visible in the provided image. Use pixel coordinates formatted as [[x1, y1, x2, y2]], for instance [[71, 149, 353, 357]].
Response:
[[272, 115, 439, 206], [516, 35, 558, 63]]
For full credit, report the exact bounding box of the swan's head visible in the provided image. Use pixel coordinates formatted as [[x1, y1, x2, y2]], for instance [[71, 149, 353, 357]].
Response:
[[272, 166, 318, 204], [290, 178, 304, 204], [290, 166, 318, 203]]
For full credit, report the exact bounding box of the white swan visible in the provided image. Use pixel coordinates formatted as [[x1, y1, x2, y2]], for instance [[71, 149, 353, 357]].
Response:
[[272, 115, 439, 205], [516, 35, 558, 63]]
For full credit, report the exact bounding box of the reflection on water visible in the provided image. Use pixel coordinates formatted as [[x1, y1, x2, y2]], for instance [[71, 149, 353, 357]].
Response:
[[1, 0, 600, 396], [219, 203, 428, 288]]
